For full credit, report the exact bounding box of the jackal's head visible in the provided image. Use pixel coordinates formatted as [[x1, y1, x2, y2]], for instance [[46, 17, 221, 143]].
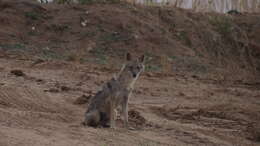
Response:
[[118, 53, 145, 80]]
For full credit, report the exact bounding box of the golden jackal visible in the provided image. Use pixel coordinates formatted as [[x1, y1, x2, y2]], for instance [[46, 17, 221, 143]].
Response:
[[83, 53, 145, 129]]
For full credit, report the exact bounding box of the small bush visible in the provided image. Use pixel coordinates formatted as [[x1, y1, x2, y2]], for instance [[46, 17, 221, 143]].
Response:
[[209, 15, 233, 36], [25, 11, 41, 20], [176, 31, 192, 47]]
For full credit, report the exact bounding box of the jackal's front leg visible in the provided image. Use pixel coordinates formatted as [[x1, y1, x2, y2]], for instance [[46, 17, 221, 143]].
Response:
[[110, 99, 116, 129], [122, 95, 129, 128], [122, 103, 129, 128]]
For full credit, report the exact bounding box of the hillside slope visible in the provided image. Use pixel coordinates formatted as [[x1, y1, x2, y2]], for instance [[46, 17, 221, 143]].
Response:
[[0, 0, 260, 81]]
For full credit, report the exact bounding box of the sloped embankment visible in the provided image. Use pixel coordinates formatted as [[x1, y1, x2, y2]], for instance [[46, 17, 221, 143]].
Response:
[[0, 0, 260, 81]]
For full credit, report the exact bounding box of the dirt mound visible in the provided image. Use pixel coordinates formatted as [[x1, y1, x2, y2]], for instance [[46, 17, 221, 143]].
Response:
[[152, 104, 259, 121], [150, 105, 182, 120], [0, 86, 67, 113], [0, 0, 259, 81], [128, 109, 147, 129], [151, 104, 260, 142], [74, 94, 92, 105], [10, 69, 26, 77], [115, 109, 149, 129]]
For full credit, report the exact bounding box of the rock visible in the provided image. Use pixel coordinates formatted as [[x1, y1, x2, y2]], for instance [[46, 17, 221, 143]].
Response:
[[61, 86, 70, 91], [74, 94, 92, 105], [10, 69, 25, 77]]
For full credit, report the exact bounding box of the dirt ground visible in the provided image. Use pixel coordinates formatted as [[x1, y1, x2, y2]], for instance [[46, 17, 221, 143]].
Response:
[[0, 58, 260, 146], [0, 0, 260, 146]]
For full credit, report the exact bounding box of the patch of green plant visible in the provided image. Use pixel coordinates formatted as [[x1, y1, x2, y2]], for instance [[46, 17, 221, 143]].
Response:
[[95, 55, 107, 64], [169, 55, 177, 60], [78, 0, 95, 4], [176, 31, 192, 47], [160, 27, 167, 34], [25, 11, 41, 20], [88, 46, 108, 64], [109, 47, 126, 57], [96, 24, 105, 32], [144, 52, 155, 63], [129, 6, 139, 14], [0, 43, 30, 52], [28, 31, 39, 36], [48, 24, 70, 32], [65, 53, 77, 61], [90, 46, 106, 55], [79, 31, 97, 38], [65, 53, 87, 63], [55, 0, 77, 4], [187, 62, 207, 73], [99, 32, 131, 44], [107, 0, 121, 3], [208, 15, 233, 36], [84, 55, 108, 64], [0, 43, 24, 49], [99, 33, 118, 42], [145, 64, 161, 72], [174, 56, 208, 74], [38, 49, 66, 60], [191, 47, 204, 57]]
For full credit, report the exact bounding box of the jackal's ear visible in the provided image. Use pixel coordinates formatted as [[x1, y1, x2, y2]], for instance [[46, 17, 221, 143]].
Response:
[[126, 52, 132, 61], [139, 55, 145, 63]]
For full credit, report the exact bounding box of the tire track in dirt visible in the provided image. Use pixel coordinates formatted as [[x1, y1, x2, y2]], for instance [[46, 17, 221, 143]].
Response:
[[0, 86, 65, 112], [0, 85, 77, 129]]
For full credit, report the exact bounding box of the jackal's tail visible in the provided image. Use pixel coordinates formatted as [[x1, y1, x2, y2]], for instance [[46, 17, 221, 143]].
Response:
[[83, 110, 100, 127]]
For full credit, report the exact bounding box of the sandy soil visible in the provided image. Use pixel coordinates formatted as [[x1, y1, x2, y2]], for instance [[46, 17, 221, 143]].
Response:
[[0, 58, 259, 146]]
